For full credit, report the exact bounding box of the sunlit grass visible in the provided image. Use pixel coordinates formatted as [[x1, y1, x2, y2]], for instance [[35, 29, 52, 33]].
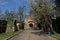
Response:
[[52, 33, 60, 38], [0, 30, 23, 40]]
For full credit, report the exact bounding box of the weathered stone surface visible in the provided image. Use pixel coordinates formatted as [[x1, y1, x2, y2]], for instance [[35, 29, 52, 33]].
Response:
[[24, 16, 36, 30]]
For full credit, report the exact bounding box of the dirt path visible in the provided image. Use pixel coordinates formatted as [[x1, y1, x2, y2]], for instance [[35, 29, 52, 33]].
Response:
[[9, 30, 57, 40]]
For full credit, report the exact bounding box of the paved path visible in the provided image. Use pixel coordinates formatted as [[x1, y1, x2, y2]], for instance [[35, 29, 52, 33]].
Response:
[[9, 30, 57, 40]]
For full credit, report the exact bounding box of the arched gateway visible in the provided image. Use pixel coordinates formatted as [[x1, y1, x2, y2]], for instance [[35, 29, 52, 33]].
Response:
[[24, 15, 37, 30]]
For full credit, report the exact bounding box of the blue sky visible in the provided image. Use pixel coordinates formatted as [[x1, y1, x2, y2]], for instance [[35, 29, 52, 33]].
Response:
[[0, 0, 29, 15]]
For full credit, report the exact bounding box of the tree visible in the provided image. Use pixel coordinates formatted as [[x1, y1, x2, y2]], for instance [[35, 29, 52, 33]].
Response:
[[4, 10, 16, 21], [27, 0, 54, 33], [4, 10, 8, 20], [17, 6, 25, 22], [10, 10, 17, 21], [0, 10, 3, 19], [4, 10, 11, 21], [55, 0, 60, 14]]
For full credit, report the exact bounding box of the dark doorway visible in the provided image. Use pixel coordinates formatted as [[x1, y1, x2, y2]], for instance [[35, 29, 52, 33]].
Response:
[[29, 23, 33, 29]]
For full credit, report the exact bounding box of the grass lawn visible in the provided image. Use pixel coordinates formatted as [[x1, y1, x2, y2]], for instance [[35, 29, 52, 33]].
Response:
[[0, 30, 23, 40], [52, 33, 60, 38]]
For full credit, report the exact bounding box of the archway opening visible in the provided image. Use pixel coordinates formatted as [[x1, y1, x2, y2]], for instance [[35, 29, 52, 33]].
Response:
[[29, 23, 33, 29]]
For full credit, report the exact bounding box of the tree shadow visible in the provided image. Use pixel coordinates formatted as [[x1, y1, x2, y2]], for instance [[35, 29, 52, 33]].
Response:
[[31, 30, 47, 36]]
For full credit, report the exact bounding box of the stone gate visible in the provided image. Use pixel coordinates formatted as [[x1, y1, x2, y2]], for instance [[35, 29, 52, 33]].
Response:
[[24, 15, 37, 30]]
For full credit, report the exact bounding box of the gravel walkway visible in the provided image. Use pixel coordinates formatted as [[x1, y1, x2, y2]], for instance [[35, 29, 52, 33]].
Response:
[[9, 30, 57, 40]]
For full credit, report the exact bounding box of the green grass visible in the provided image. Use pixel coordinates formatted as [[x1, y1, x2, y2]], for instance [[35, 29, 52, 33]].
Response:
[[52, 33, 60, 38], [0, 30, 23, 40]]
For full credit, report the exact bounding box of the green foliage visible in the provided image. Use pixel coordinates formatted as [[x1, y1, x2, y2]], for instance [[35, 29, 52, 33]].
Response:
[[7, 21, 14, 28], [52, 33, 60, 38], [0, 6, 25, 22], [55, 0, 60, 15], [56, 7, 60, 13], [0, 10, 3, 19], [4, 10, 16, 21], [29, 0, 53, 23]]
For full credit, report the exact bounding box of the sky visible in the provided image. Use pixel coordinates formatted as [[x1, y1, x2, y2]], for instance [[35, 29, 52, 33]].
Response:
[[0, 0, 29, 15]]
